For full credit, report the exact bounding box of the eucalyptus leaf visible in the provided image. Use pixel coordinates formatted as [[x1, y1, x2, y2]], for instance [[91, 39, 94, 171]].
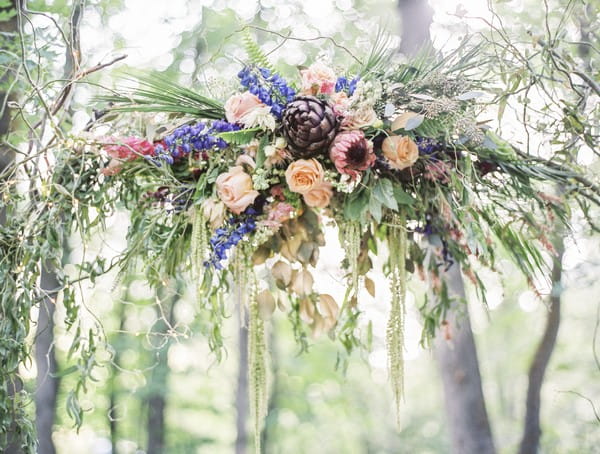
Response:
[[457, 91, 484, 101], [404, 114, 425, 131]]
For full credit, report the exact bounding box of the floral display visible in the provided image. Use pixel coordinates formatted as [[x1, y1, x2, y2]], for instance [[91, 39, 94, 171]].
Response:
[[8, 37, 597, 453]]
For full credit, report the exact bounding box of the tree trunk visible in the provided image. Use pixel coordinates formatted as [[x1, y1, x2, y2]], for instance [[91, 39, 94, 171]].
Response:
[[397, 0, 434, 56], [235, 313, 249, 454], [146, 286, 177, 454], [434, 263, 496, 454], [396, 1, 496, 452], [34, 265, 60, 454], [108, 297, 127, 454], [2, 3, 25, 453]]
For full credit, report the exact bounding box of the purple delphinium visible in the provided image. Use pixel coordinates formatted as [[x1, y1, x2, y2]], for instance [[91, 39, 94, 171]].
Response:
[[335, 76, 360, 96], [415, 137, 444, 156], [205, 207, 259, 269], [237, 66, 296, 119], [148, 120, 240, 166]]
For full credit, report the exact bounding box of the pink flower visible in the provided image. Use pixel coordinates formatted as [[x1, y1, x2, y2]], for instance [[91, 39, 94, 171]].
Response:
[[224, 92, 265, 125], [270, 185, 285, 201], [300, 62, 337, 95], [264, 202, 295, 228], [103, 137, 155, 161], [330, 91, 350, 116], [328, 130, 375, 179], [215, 166, 260, 215]]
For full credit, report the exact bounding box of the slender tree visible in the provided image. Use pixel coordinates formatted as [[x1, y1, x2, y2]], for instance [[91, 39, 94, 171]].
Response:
[[519, 5, 597, 451], [33, 3, 84, 452]]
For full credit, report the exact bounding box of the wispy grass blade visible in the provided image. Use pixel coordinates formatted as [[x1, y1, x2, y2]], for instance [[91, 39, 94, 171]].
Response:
[[95, 71, 226, 119], [359, 26, 396, 77]]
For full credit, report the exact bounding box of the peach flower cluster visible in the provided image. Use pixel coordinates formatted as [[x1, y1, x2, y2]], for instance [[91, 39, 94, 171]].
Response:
[[285, 159, 332, 208]]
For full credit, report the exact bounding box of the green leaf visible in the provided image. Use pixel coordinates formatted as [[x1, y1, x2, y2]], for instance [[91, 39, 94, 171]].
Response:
[[373, 178, 398, 210], [216, 128, 260, 146], [369, 196, 383, 223], [344, 190, 369, 221], [52, 365, 79, 378], [255, 135, 269, 168], [392, 185, 414, 205]]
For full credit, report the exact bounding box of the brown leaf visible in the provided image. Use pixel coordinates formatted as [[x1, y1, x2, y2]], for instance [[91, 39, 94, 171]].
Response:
[[364, 277, 375, 298], [299, 298, 316, 324], [271, 260, 292, 286], [391, 111, 419, 131], [256, 289, 276, 321], [291, 268, 313, 296], [252, 246, 270, 265], [317, 294, 339, 320]]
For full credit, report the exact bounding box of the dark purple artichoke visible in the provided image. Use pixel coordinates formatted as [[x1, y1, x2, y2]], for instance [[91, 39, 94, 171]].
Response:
[[281, 96, 339, 158]]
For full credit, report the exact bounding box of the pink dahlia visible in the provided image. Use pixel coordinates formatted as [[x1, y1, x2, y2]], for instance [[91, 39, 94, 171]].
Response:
[[328, 130, 375, 179], [104, 137, 156, 161]]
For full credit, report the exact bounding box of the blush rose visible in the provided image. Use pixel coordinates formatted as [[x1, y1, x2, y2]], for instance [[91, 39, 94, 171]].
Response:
[[215, 166, 260, 214]]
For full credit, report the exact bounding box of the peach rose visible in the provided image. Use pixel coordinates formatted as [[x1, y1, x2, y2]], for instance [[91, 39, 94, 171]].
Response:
[[341, 107, 378, 130], [215, 166, 259, 214], [330, 91, 350, 115], [285, 159, 325, 194], [382, 135, 419, 170], [224, 92, 264, 125], [300, 62, 337, 95], [303, 183, 333, 208]]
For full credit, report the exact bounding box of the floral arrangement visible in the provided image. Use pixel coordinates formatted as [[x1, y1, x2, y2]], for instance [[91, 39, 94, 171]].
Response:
[[2, 35, 598, 453]]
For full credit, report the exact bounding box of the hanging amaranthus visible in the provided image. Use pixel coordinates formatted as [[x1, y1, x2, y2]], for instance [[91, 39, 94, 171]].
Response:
[[190, 207, 208, 278], [342, 221, 361, 298], [248, 272, 267, 454], [233, 242, 267, 454], [386, 213, 408, 425]]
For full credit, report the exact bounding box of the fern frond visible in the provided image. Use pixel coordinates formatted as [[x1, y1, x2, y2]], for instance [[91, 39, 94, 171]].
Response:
[[95, 71, 225, 119], [216, 128, 260, 146], [243, 28, 275, 72]]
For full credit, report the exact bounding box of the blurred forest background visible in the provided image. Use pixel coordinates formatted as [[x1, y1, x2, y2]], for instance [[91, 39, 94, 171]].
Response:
[[1, 0, 599, 453]]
